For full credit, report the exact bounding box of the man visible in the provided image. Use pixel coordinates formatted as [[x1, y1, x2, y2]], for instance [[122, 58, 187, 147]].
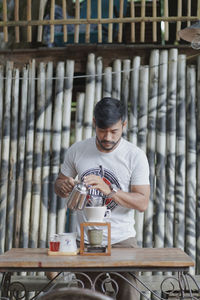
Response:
[[55, 97, 150, 299]]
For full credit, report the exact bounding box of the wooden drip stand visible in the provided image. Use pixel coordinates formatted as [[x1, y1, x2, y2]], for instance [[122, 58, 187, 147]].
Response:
[[80, 222, 111, 256]]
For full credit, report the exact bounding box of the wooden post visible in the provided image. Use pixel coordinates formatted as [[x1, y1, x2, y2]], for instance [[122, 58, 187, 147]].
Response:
[[30, 63, 46, 248], [154, 50, 168, 250], [130, 0, 135, 43], [187, 0, 191, 28], [0, 65, 4, 172], [108, 0, 113, 43], [74, 0, 80, 43], [48, 62, 64, 239], [62, 0, 68, 43], [174, 54, 186, 251], [85, 0, 91, 43], [14, 0, 20, 42], [121, 59, 130, 124], [135, 65, 149, 247], [103, 67, 112, 98], [112, 59, 121, 100], [6, 68, 19, 251], [50, 0, 55, 44], [15, 67, 28, 249], [186, 65, 196, 267], [95, 56, 103, 105], [75, 92, 85, 142], [129, 56, 141, 145], [83, 54, 95, 140], [21, 60, 36, 248], [2, 0, 8, 42], [61, 60, 74, 162], [165, 49, 178, 249], [118, 0, 124, 43], [152, 0, 157, 42], [197, 55, 200, 273], [176, 0, 182, 41], [140, 0, 145, 42], [144, 50, 159, 248], [0, 61, 13, 253], [27, 0, 32, 42], [164, 0, 169, 41], [39, 62, 53, 248], [97, 0, 102, 43]]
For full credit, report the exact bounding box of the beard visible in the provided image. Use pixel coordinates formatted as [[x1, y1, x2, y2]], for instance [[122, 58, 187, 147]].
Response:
[[96, 135, 121, 152]]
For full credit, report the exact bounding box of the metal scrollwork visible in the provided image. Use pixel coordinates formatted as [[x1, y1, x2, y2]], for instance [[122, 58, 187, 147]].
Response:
[[8, 281, 28, 300]]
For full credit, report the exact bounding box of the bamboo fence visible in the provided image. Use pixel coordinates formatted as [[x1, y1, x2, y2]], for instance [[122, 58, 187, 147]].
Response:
[[0, 0, 200, 44], [0, 49, 200, 275]]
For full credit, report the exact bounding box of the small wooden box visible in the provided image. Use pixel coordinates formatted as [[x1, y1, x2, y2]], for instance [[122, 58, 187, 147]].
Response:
[[80, 222, 111, 256]]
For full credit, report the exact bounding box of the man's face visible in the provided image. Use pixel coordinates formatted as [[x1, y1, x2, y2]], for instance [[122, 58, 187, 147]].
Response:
[[95, 119, 126, 153]]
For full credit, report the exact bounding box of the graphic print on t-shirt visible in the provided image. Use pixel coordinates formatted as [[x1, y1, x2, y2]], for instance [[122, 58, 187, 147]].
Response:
[[81, 167, 121, 211]]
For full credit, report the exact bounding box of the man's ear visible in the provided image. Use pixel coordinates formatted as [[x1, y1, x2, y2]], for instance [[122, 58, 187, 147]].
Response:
[[93, 118, 96, 128], [122, 120, 127, 129]]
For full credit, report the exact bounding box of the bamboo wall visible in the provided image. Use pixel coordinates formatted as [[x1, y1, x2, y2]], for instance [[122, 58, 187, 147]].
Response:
[[0, 49, 200, 273], [1, 0, 200, 44]]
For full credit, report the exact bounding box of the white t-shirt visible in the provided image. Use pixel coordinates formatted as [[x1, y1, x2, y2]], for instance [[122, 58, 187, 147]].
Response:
[[61, 137, 150, 245]]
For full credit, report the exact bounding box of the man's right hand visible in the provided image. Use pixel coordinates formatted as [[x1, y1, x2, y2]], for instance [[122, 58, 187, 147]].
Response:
[[54, 173, 76, 198]]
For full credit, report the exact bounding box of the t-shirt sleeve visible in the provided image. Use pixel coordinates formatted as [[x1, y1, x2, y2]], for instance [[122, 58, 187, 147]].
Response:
[[130, 150, 150, 185], [60, 145, 77, 178]]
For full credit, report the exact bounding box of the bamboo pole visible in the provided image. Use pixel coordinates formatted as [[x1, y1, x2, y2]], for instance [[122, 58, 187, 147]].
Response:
[[75, 92, 85, 143], [103, 66, 112, 98], [197, 56, 200, 274], [164, 0, 169, 41], [27, 0, 32, 42], [0, 65, 4, 171], [97, 0, 102, 43], [176, 0, 182, 41], [61, 60, 74, 162], [0, 61, 13, 253], [174, 54, 186, 251], [74, 0, 80, 43], [154, 50, 168, 249], [198, 0, 200, 21], [185, 65, 196, 266], [50, 0, 55, 44], [62, 0, 68, 43], [118, 0, 124, 43], [40, 62, 53, 248], [2, 0, 8, 42], [121, 59, 131, 137], [21, 60, 36, 248], [6, 68, 19, 251], [187, 0, 191, 28], [129, 56, 141, 145], [108, 0, 113, 43], [95, 56, 103, 105], [130, 0, 135, 42], [14, 0, 20, 42], [144, 50, 159, 248], [30, 63, 46, 248], [152, 0, 157, 42], [112, 59, 121, 100], [165, 49, 178, 248], [140, 0, 145, 42], [85, 0, 91, 43], [48, 62, 65, 239], [135, 65, 149, 247], [38, 0, 48, 42], [58, 60, 75, 234], [83, 53, 95, 140], [14, 67, 28, 248]]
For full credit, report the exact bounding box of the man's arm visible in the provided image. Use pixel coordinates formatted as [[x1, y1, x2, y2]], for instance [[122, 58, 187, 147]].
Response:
[[83, 174, 150, 212], [54, 172, 76, 198]]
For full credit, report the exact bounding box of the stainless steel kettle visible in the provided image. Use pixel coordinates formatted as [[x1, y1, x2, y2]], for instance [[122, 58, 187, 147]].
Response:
[[67, 182, 88, 210]]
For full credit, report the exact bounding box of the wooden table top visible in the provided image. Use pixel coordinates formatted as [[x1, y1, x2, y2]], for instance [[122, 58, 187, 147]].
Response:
[[0, 248, 194, 272]]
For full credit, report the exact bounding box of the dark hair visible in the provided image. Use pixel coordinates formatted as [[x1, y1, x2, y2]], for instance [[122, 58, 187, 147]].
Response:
[[94, 97, 125, 129]]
